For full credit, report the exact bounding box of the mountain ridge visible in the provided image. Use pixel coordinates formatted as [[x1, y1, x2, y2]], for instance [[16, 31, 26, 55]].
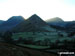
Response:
[[0, 16, 25, 33], [12, 14, 56, 33]]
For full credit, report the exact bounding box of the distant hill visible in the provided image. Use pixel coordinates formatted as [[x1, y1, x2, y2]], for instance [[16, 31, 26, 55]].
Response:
[[46, 17, 65, 26], [65, 21, 75, 32], [0, 16, 25, 33], [12, 14, 56, 32], [46, 17, 64, 23], [45, 17, 67, 31], [46, 17, 66, 28], [46, 17, 75, 32]]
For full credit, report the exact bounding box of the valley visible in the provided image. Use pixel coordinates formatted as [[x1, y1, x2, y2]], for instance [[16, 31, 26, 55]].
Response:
[[0, 14, 75, 56]]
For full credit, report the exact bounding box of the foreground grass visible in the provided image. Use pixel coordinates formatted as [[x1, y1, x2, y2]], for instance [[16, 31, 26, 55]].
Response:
[[0, 42, 57, 56]]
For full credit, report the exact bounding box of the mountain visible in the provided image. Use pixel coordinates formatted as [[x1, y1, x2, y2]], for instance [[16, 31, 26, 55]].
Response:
[[0, 16, 25, 33], [12, 14, 56, 32], [46, 17, 64, 23], [0, 16, 25, 26], [27, 14, 48, 27], [46, 17, 67, 27], [0, 20, 4, 25], [65, 21, 75, 32], [45, 17, 67, 31]]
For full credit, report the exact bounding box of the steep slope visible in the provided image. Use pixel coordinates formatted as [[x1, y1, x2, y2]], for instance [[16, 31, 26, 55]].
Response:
[[27, 14, 47, 26], [12, 14, 56, 32], [0, 16, 25, 33]]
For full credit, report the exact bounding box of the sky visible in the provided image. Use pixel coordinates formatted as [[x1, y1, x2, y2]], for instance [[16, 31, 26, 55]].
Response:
[[0, 0, 75, 21]]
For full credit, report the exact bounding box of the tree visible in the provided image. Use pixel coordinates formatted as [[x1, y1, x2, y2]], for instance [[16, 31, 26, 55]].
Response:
[[34, 40, 42, 45], [67, 31, 75, 37], [43, 38, 51, 46], [0, 33, 2, 37], [58, 32, 63, 37], [28, 37, 34, 44], [23, 37, 35, 45], [2, 31, 14, 44], [61, 40, 69, 49], [0, 33, 1, 37], [50, 40, 61, 49], [17, 37, 23, 43]]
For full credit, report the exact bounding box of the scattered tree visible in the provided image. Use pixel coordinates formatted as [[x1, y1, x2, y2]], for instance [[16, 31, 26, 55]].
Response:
[[17, 37, 23, 43], [2, 31, 14, 44]]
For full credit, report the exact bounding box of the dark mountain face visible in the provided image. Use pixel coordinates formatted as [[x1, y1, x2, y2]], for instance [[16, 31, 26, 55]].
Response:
[[1, 16, 25, 26], [12, 14, 55, 32], [0, 16, 25, 33], [27, 14, 48, 26], [0, 20, 4, 25], [66, 21, 75, 27], [65, 21, 75, 32]]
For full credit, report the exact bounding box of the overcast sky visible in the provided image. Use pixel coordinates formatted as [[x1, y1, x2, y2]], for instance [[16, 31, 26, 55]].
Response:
[[0, 0, 75, 21]]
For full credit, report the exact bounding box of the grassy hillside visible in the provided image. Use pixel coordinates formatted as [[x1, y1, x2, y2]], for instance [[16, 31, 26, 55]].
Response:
[[12, 32, 73, 42]]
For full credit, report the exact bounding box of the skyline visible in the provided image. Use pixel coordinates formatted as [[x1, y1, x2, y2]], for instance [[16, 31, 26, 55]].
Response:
[[0, 0, 75, 21]]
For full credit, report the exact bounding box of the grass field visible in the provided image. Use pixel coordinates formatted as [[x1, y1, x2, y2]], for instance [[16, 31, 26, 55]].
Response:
[[19, 44, 50, 49], [12, 32, 74, 42]]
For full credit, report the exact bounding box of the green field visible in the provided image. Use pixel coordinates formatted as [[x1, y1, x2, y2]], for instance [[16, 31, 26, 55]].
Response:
[[12, 32, 75, 50], [12, 32, 74, 42], [19, 44, 50, 49]]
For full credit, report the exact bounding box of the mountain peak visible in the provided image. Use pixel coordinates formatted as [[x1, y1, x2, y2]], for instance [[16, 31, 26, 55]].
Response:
[[32, 14, 38, 16], [46, 17, 64, 22], [8, 16, 25, 21], [28, 14, 42, 21]]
